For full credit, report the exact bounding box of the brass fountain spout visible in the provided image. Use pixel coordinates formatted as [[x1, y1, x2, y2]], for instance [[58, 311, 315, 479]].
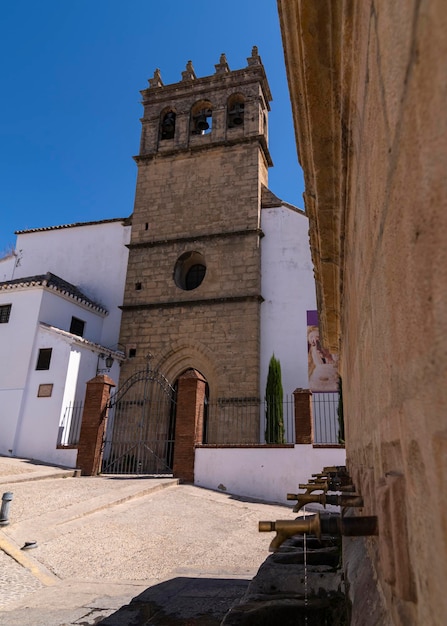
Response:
[[287, 492, 364, 513], [259, 512, 378, 551]]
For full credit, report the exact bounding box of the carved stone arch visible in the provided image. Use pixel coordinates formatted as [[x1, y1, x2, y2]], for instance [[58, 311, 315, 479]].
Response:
[[190, 99, 213, 135], [154, 340, 220, 400], [227, 92, 245, 128], [160, 106, 177, 140]]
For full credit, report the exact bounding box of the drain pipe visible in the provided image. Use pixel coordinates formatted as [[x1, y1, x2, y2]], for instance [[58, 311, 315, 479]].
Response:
[[0, 492, 13, 526]]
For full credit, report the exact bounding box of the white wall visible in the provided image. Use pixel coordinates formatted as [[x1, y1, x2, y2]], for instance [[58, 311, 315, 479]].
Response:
[[195, 445, 346, 505], [0, 289, 42, 455], [0, 289, 42, 388], [0, 253, 16, 281], [14, 327, 75, 465], [39, 289, 105, 343], [260, 204, 317, 402], [13, 220, 130, 347]]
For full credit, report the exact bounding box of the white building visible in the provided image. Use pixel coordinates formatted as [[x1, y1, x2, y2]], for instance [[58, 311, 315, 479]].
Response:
[[0, 203, 344, 494], [260, 194, 317, 402], [0, 218, 130, 466]]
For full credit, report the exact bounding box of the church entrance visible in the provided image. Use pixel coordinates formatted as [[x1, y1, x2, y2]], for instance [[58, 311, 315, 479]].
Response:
[[101, 362, 176, 475]]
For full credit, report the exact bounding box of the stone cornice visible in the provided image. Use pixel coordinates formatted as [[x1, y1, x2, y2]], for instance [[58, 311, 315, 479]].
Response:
[[120, 294, 264, 311], [278, 0, 345, 353], [134, 134, 273, 168], [127, 229, 263, 250], [141, 64, 272, 109]]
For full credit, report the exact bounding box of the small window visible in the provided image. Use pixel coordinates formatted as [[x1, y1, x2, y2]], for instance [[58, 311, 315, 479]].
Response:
[[0, 304, 11, 323], [160, 111, 176, 140], [70, 317, 85, 337], [191, 100, 213, 135], [135, 282, 142, 291], [227, 95, 245, 129], [36, 348, 52, 370], [174, 251, 207, 291], [129, 348, 137, 358]]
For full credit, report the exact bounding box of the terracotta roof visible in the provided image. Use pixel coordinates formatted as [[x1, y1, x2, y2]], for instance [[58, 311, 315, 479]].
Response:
[[261, 185, 305, 214], [15, 216, 131, 236], [0, 272, 108, 315]]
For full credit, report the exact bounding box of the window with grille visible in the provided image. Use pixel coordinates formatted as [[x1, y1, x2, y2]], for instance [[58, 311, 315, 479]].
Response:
[[0, 304, 11, 323], [70, 316, 85, 337], [36, 348, 52, 370]]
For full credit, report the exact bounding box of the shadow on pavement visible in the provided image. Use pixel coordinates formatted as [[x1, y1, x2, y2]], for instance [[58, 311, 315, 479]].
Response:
[[98, 576, 249, 625]]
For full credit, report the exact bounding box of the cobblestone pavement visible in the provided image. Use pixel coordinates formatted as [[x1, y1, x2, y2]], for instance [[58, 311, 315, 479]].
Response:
[[0, 458, 290, 625], [0, 550, 43, 610]]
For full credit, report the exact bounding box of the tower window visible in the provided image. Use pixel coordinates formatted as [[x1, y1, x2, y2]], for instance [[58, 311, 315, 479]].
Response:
[[160, 111, 176, 140], [135, 282, 142, 291], [0, 304, 12, 323], [36, 348, 52, 370], [227, 95, 245, 128], [70, 316, 85, 337], [174, 251, 207, 291], [191, 101, 213, 135]]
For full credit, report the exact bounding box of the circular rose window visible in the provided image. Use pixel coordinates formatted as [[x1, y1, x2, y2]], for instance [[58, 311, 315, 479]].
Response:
[[174, 251, 206, 291]]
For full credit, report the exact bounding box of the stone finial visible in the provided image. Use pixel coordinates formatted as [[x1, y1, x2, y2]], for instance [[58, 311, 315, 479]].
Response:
[[148, 68, 164, 88], [215, 52, 230, 74], [247, 45, 261, 66], [182, 60, 196, 81]]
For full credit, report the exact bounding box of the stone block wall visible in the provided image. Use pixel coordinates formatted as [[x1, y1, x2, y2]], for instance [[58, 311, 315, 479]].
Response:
[[278, 1, 447, 623], [119, 298, 261, 402]]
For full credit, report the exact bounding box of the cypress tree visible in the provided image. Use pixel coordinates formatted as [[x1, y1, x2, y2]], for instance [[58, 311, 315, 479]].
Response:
[[265, 354, 285, 443]]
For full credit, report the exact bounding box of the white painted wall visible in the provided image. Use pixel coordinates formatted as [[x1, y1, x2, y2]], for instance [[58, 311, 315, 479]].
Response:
[[0, 289, 42, 455], [195, 445, 346, 505], [39, 289, 105, 343], [0, 253, 16, 281], [14, 326, 76, 465], [260, 204, 317, 400], [13, 220, 130, 347]]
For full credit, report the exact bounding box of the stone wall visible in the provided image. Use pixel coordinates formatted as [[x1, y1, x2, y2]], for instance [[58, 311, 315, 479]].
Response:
[[278, 1, 447, 624], [119, 57, 272, 443]]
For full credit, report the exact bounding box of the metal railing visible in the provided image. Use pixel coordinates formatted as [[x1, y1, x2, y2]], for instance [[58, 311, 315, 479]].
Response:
[[312, 392, 340, 444], [58, 401, 84, 446], [60, 391, 342, 448], [203, 397, 296, 445]]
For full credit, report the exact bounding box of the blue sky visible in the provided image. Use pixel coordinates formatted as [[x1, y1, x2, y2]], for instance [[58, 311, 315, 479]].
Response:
[[0, 0, 304, 256]]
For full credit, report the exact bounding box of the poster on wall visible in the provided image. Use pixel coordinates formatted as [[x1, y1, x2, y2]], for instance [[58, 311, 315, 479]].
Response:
[[307, 310, 339, 392]]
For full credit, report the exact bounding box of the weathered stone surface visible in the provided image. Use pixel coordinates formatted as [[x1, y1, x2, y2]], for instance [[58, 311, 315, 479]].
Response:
[[278, 1, 447, 623]]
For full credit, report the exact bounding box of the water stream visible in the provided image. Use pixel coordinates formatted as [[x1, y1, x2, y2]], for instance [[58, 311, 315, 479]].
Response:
[[303, 505, 308, 625]]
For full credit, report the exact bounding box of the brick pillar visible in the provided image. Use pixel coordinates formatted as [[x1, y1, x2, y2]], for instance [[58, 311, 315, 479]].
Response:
[[293, 388, 314, 444], [77, 375, 115, 476], [173, 370, 206, 482]]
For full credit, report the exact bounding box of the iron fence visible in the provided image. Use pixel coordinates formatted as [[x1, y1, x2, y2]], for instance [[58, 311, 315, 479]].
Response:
[[60, 391, 342, 449], [203, 397, 296, 445], [58, 401, 84, 446], [312, 392, 340, 444]]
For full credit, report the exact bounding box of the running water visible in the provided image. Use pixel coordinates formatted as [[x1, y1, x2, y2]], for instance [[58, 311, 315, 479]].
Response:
[[303, 505, 308, 625]]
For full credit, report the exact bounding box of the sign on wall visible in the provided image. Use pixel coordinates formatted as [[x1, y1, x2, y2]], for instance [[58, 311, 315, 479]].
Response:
[[307, 311, 339, 392]]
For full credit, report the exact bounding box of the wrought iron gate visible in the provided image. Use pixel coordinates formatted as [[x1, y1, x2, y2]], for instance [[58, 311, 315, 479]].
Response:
[[101, 363, 176, 475]]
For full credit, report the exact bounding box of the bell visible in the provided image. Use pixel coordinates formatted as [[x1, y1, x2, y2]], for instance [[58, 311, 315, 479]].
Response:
[[230, 113, 244, 126], [195, 114, 209, 131], [162, 113, 175, 132], [229, 103, 244, 126]]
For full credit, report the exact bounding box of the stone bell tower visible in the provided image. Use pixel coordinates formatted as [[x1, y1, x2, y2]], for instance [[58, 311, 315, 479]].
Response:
[[119, 48, 272, 441]]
